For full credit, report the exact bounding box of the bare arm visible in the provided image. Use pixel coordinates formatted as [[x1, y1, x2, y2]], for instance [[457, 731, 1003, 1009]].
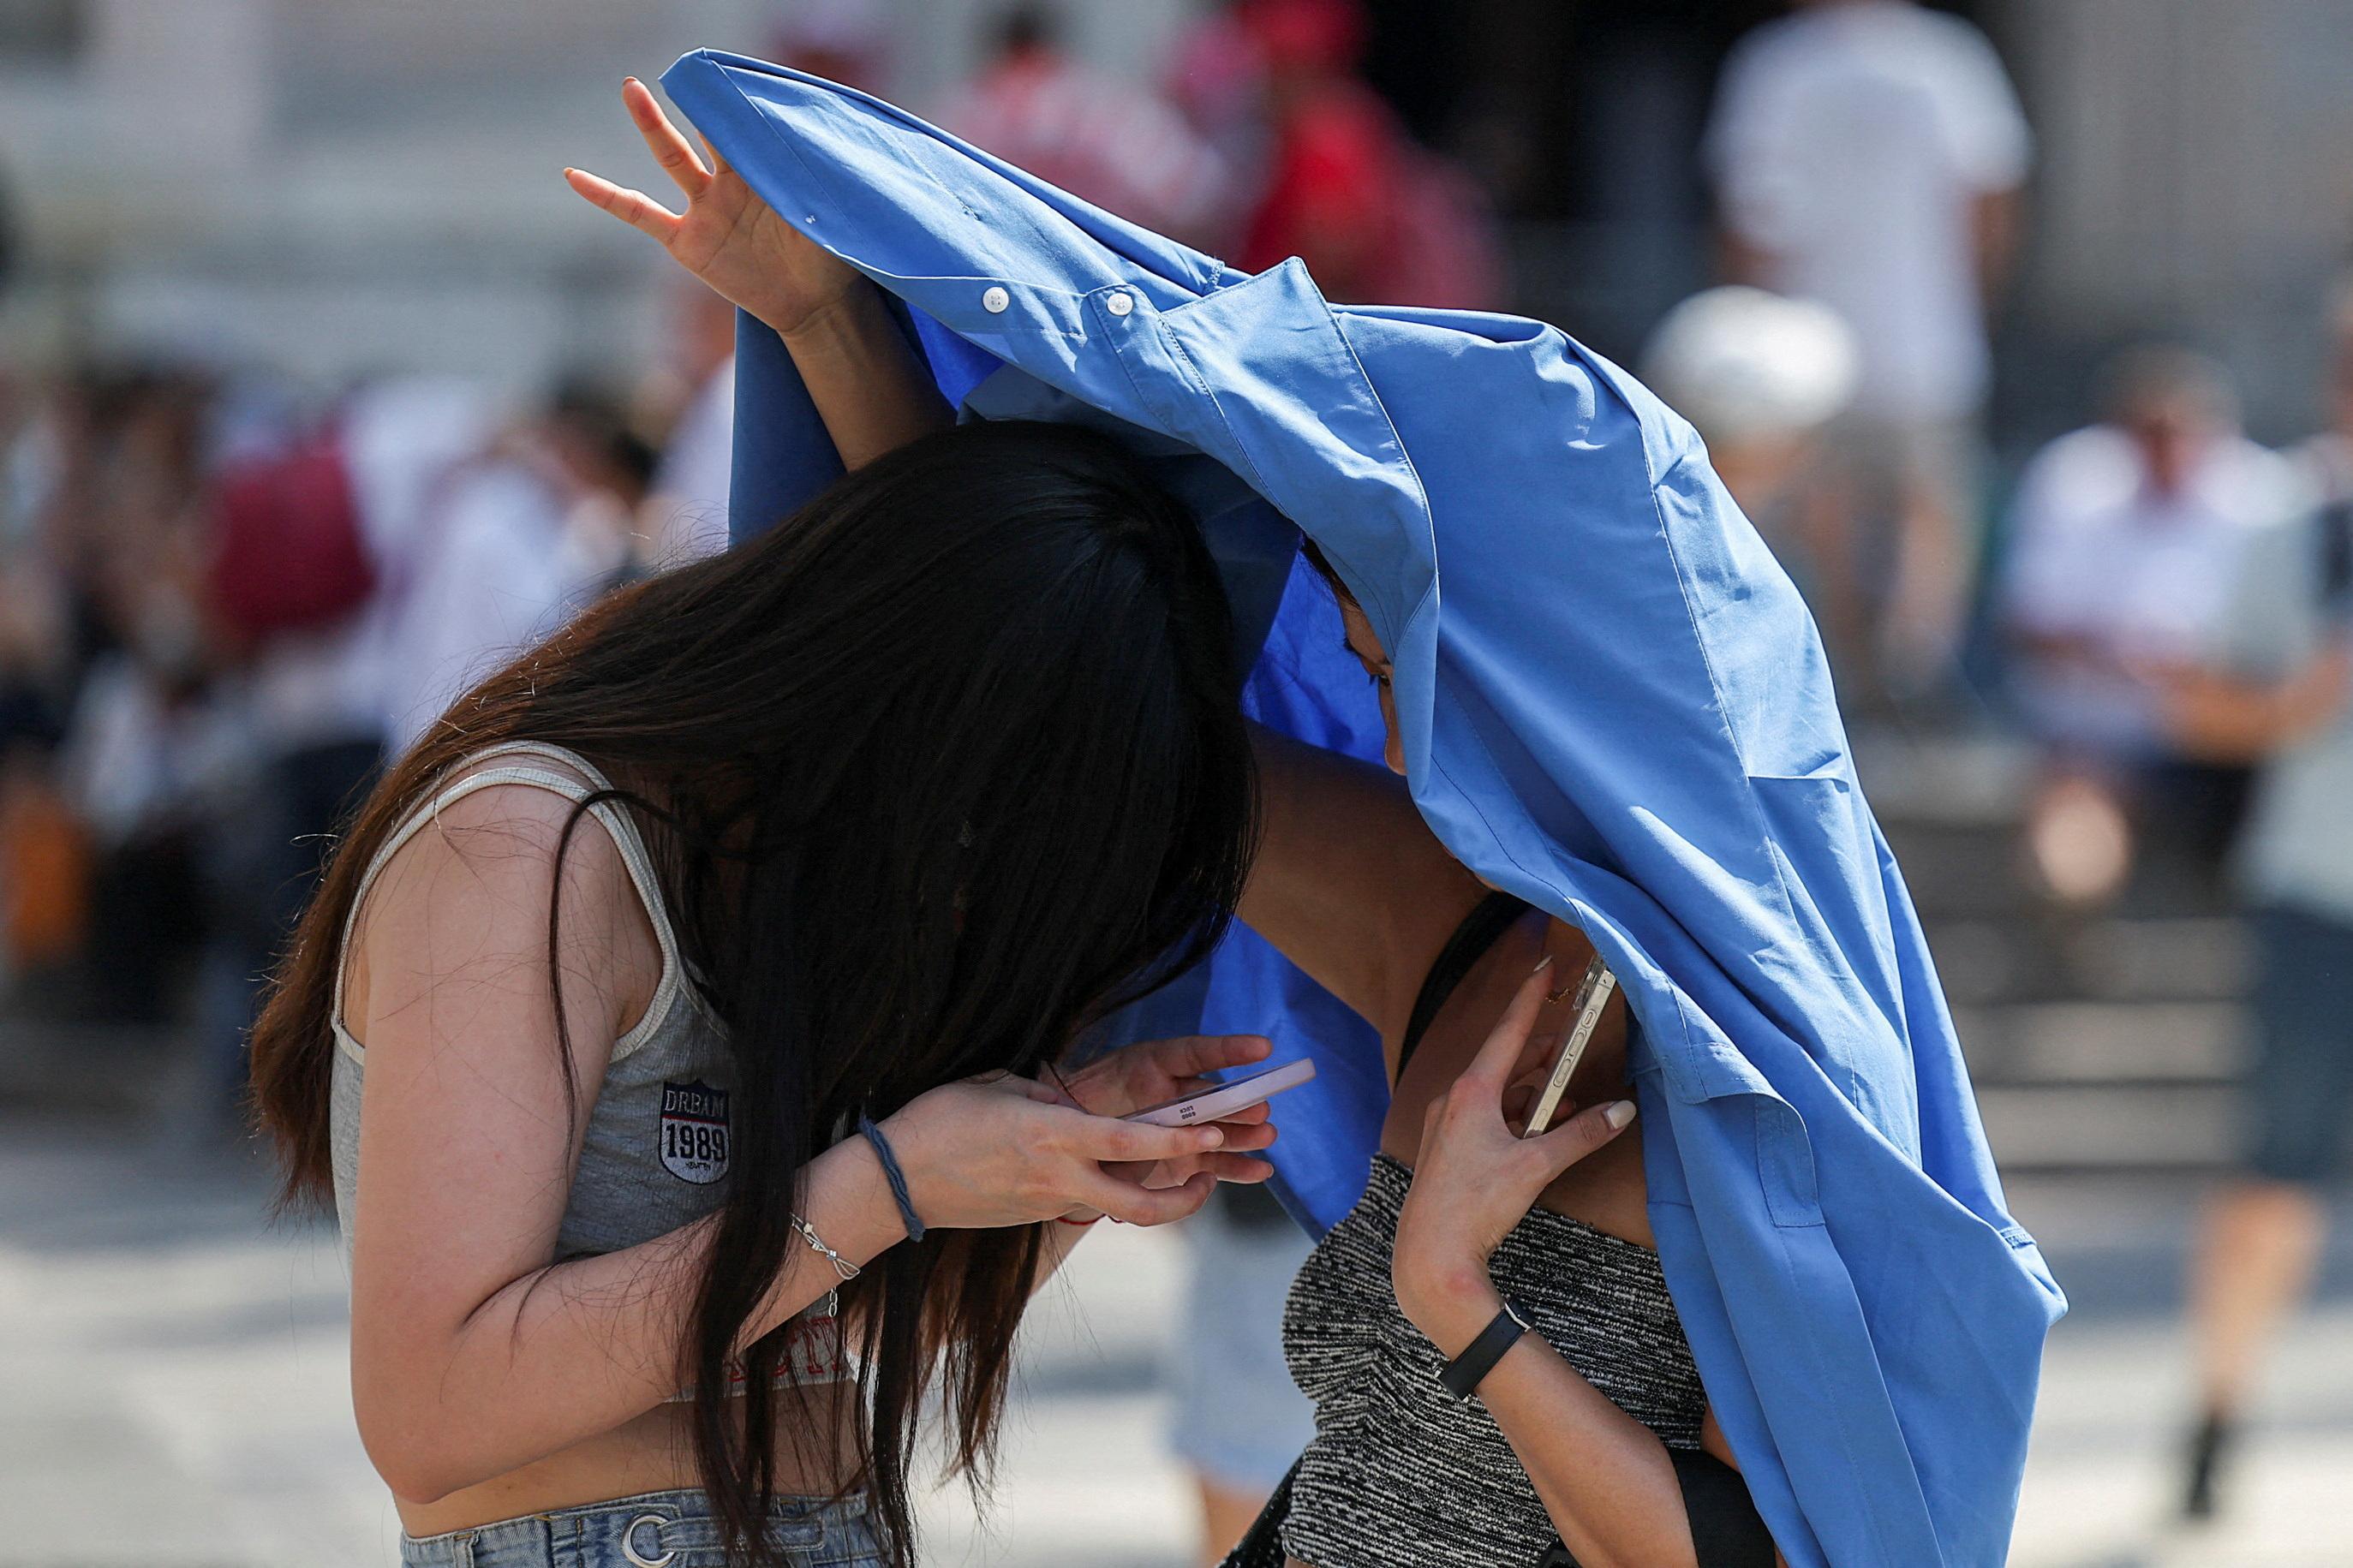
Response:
[[567, 79, 948, 472], [347, 789, 1231, 1505], [1973, 186, 2024, 301], [1239, 719, 1486, 1045], [775, 286, 951, 469], [344, 786, 899, 1503], [1393, 968, 1780, 1566], [2152, 641, 2353, 762]]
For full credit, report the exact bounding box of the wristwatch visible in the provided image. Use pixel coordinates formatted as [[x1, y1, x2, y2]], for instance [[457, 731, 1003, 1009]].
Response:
[[1436, 1297, 1534, 1399]]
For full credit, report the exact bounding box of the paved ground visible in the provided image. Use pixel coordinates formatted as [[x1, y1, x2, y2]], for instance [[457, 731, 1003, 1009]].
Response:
[[1, 1112, 2347, 1568]]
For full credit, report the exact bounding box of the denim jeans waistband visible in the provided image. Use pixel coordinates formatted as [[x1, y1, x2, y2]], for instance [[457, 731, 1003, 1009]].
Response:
[[400, 1488, 872, 1567]]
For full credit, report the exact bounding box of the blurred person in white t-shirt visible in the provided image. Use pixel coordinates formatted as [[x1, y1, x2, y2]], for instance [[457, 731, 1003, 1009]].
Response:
[[2000, 347, 2308, 903], [643, 282, 740, 566], [1707, 0, 2031, 695], [2147, 284, 2353, 1520], [376, 390, 649, 753]]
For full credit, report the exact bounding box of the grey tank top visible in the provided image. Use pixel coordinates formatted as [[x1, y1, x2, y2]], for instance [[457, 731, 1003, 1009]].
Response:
[[327, 742, 847, 1386]]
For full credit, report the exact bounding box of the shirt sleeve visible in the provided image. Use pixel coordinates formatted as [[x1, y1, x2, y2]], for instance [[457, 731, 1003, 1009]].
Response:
[[1936, 24, 2033, 192], [1702, 37, 1798, 247], [1999, 443, 2091, 633], [2213, 513, 2328, 677]]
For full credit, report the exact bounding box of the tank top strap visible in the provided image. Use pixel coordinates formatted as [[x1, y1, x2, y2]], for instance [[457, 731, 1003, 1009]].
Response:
[[1394, 891, 1531, 1085], [331, 741, 686, 1065]]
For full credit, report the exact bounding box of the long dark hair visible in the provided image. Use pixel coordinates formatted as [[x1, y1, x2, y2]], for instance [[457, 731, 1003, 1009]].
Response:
[[249, 419, 1257, 1565]]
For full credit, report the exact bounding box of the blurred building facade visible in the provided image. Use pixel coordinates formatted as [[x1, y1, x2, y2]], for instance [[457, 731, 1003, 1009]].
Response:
[[0, 0, 1197, 393]]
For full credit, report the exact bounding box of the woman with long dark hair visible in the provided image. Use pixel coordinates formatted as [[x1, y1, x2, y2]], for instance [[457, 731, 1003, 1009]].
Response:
[[558, 79, 1778, 1568], [249, 86, 1279, 1568]]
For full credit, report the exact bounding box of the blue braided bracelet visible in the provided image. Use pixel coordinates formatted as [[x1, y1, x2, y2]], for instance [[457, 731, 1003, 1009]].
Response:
[[857, 1113, 925, 1243]]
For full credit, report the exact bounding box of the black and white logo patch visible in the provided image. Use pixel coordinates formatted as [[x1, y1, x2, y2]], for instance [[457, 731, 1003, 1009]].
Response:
[[658, 1080, 731, 1184]]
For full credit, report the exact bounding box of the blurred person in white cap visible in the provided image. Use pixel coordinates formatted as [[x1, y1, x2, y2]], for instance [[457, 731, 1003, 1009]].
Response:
[[1707, 0, 2032, 696], [1639, 284, 1860, 522]]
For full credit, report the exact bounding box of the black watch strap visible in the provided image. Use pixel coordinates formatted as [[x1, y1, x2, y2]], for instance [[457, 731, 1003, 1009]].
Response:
[[1436, 1298, 1532, 1399]]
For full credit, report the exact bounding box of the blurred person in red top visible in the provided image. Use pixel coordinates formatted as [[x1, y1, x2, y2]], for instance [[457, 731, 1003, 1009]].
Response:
[[941, 3, 1225, 245], [1233, 0, 1498, 310], [766, 0, 894, 98]]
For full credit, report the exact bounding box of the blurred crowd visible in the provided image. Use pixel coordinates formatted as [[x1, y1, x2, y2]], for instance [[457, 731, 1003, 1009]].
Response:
[[2, 0, 2350, 1548], [0, 339, 689, 1076]]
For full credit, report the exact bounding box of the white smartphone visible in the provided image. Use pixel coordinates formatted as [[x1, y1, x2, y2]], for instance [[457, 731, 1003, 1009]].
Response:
[[1522, 956, 1616, 1138], [1123, 1057, 1318, 1126]]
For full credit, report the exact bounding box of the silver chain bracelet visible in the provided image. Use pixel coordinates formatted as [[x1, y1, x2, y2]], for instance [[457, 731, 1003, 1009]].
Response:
[[791, 1213, 859, 1318]]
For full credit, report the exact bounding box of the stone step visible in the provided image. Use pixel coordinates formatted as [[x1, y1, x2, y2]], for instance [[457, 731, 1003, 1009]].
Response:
[[1929, 915, 2248, 1007], [1958, 999, 2245, 1087], [1849, 729, 2038, 829], [0, 1022, 179, 1118], [1977, 1082, 2237, 1173]]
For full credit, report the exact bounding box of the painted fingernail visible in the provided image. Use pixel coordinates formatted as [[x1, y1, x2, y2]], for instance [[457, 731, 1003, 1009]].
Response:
[[1604, 1100, 1638, 1130], [1532, 953, 1556, 975]]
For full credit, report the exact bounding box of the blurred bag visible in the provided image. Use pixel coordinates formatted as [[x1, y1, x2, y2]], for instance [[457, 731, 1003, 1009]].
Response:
[[206, 434, 375, 643], [0, 771, 89, 968]]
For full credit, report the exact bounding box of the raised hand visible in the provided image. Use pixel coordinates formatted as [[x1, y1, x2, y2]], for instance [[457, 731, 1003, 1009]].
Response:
[[1390, 959, 1637, 1344], [565, 77, 863, 338]]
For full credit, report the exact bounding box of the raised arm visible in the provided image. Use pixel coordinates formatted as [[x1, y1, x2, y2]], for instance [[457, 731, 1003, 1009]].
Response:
[[567, 78, 949, 470], [1391, 966, 1782, 1567], [2150, 641, 2353, 762], [1241, 721, 1488, 1046]]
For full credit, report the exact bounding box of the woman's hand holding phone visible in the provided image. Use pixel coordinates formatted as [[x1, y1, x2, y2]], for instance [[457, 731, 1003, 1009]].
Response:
[[1039, 1034, 1282, 1222], [1391, 961, 1638, 1355], [877, 1062, 1263, 1235]]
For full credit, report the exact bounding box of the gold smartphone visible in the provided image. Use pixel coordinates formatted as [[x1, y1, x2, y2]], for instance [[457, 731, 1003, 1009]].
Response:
[[1521, 955, 1615, 1138]]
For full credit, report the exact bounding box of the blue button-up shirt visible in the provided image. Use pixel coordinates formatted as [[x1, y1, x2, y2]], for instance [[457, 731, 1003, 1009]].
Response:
[[663, 50, 2064, 1568]]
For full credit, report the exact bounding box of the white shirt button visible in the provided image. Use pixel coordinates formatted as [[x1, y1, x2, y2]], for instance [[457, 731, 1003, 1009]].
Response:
[[1106, 290, 1135, 317], [981, 285, 1010, 313]]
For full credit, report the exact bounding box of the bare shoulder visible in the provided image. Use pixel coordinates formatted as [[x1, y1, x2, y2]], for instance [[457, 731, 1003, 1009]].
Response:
[[361, 780, 640, 927], [343, 778, 663, 1046], [1380, 910, 1650, 1241]]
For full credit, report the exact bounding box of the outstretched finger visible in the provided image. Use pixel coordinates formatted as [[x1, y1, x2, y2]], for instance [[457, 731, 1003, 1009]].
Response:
[[1193, 1152, 1277, 1184], [1525, 1097, 1638, 1183], [1465, 957, 1557, 1091], [1206, 1117, 1277, 1154], [1082, 1114, 1227, 1166], [564, 167, 683, 244], [1084, 1170, 1216, 1226], [621, 77, 713, 198], [1168, 1033, 1275, 1077]]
